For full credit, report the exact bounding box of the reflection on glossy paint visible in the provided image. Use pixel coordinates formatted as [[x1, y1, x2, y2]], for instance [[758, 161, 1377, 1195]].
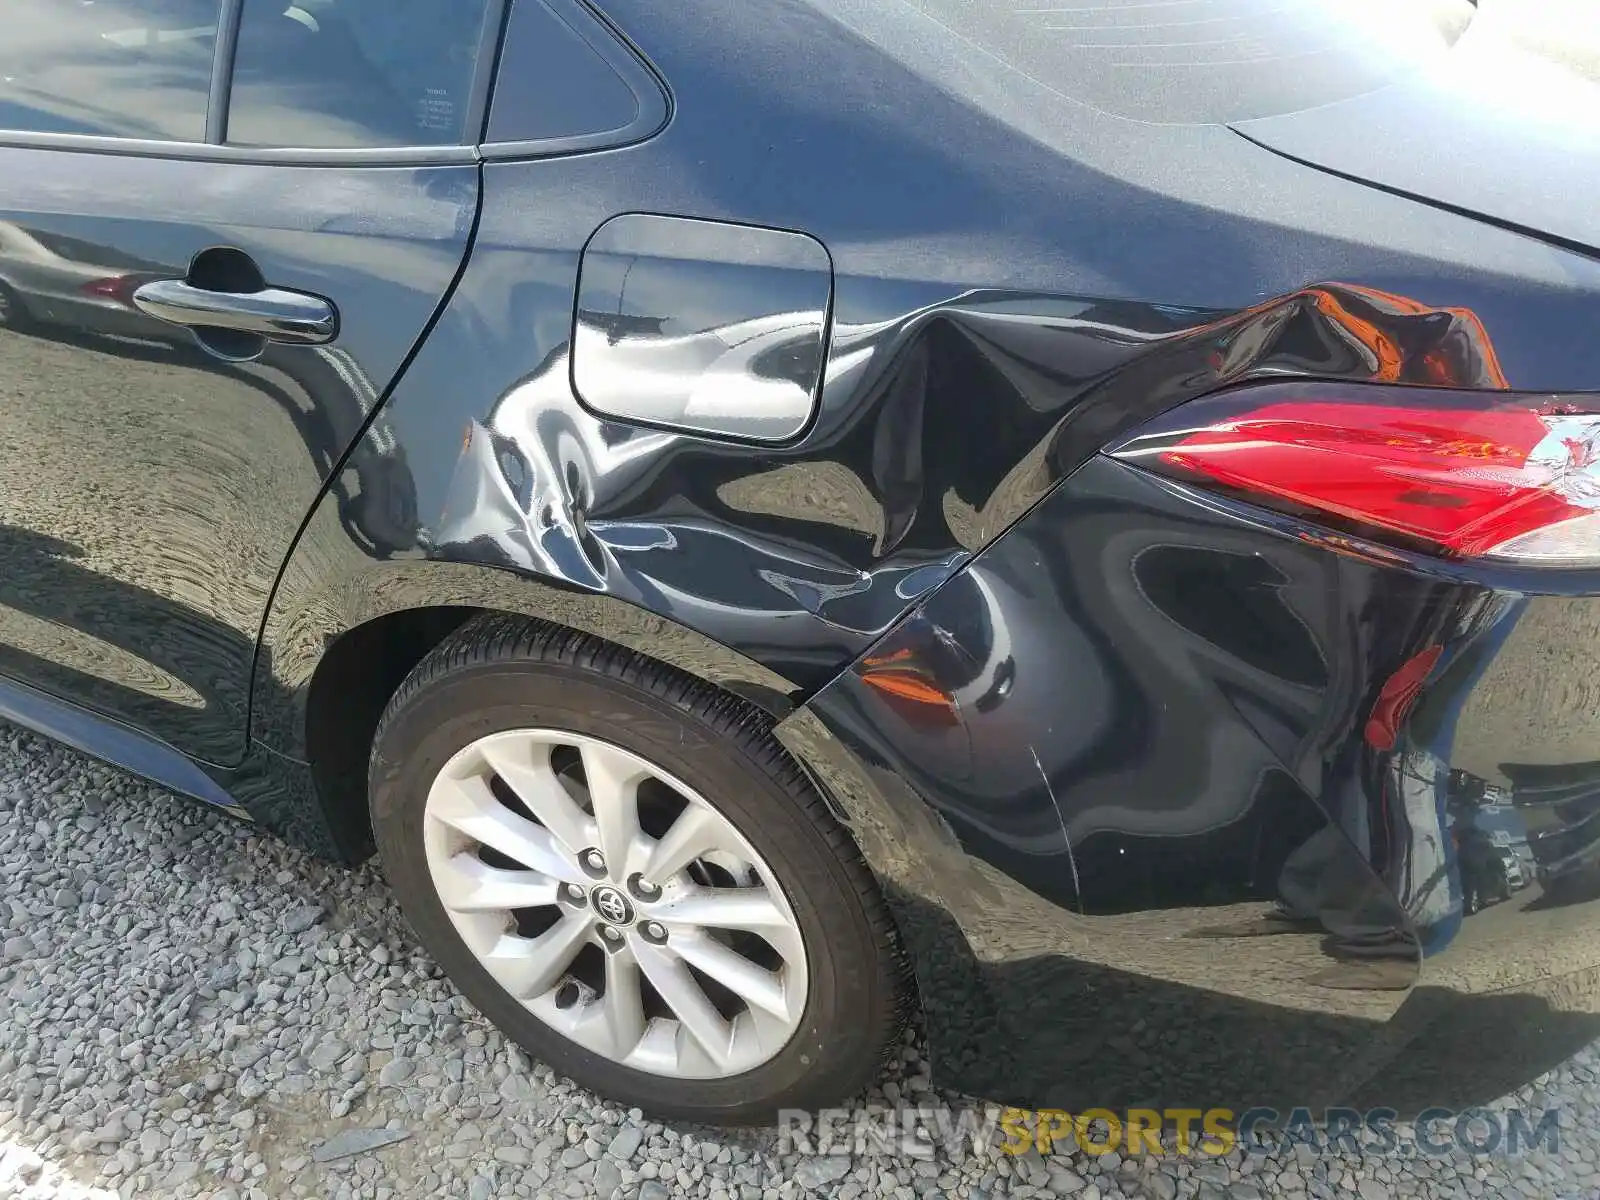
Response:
[[294, 234, 1547, 730], [0, 152, 476, 762], [1210, 283, 1509, 390], [233, 216, 1600, 1109], [793, 455, 1600, 1111], [573, 214, 833, 443], [0, 600, 206, 710]]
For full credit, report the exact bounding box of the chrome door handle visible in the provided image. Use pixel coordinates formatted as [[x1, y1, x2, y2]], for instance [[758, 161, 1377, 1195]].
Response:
[[132, 278, 338, 345]]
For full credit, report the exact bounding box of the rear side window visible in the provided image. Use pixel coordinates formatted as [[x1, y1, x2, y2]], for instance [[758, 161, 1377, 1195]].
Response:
[[0, 0, 222, 140], [486, 0, 644, 145], [226, 0, 494, 148]]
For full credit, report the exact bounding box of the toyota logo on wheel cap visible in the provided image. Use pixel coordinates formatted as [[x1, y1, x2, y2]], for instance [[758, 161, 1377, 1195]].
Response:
[[591, 885, 635, 926]]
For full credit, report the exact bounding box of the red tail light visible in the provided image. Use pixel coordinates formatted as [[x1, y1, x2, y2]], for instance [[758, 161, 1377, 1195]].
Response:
[[1108, 382, 1600, 564]]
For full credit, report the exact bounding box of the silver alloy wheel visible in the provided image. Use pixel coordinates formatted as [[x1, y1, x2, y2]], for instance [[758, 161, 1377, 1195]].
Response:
[[422, 729, 810, 1079]]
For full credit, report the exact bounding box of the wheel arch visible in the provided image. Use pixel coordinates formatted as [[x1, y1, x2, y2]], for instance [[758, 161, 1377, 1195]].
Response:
[[252, 558, 805, 861], [251, 554, 930, 1055]]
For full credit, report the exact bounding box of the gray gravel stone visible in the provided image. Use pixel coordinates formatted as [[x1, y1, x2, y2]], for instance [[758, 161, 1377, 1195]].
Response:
[[794, 1155, 854, 1189], [608, 1125, 644, 1161], [310, 1039, 349, 1071], [593, 1158, 623, 1195], [559, 1144, 589, 1169], [283, 904, 326, 934], [1049, 1166, 1087, 1194], [312, 1128, 412, 1163], [379, 1058, 416, 1087]]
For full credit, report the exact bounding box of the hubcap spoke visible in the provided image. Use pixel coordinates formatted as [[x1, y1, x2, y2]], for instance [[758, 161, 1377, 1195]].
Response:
[[602, 948, 647, 1057], [431, 776, 584, 883], [670, 933, 790, 1020], [633, 939, 733, 1069], [651, 885, 787, 932], [579, 741, 649, 871], [485, 913, 594, 999], [478, 737, 591, 855], [435, 854, 560, 912], [642, 805, 726, 882]]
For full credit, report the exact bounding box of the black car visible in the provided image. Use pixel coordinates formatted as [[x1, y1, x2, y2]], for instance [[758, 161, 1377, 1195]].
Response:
[[3, 0, 1600, 1126]]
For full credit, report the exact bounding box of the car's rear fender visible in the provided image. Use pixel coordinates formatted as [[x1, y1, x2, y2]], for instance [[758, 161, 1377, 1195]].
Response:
[[782, 452, 1600, 1113]]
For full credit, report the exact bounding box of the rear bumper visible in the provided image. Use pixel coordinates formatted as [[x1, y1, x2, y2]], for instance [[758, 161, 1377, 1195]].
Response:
[[782, 455, 1600, 1113]]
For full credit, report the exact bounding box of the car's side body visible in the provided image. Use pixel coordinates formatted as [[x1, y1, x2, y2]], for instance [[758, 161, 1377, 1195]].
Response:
[[2, 0, 1599, 1114]]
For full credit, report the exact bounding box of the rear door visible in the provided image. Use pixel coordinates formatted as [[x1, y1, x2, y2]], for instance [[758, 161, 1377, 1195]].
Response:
[[0, 0, 495, 763]]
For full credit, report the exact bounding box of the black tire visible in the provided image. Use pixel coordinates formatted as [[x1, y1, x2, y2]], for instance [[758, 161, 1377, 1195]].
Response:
[[369, 613, 906, 1124]]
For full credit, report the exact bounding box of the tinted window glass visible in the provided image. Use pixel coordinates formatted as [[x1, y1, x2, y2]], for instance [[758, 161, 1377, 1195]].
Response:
[[486, 0, 641, 144], [0, 0, 220, 140], [228, 0, 491, 148]]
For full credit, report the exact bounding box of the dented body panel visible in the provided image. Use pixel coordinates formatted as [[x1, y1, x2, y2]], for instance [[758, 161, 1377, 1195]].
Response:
[[2, 0, 1596, 1113]]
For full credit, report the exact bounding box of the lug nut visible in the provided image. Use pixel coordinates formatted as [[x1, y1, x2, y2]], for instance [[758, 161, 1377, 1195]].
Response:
[[564, 883, 586, 902], [600, 926, 621, 942], [642, 921, 668, 943], [582, 849, 606, 874], [628, 874, 662, 901]]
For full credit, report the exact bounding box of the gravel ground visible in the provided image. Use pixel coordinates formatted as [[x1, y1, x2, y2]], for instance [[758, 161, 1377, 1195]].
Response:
[[0, 724, 1597, 1200]]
